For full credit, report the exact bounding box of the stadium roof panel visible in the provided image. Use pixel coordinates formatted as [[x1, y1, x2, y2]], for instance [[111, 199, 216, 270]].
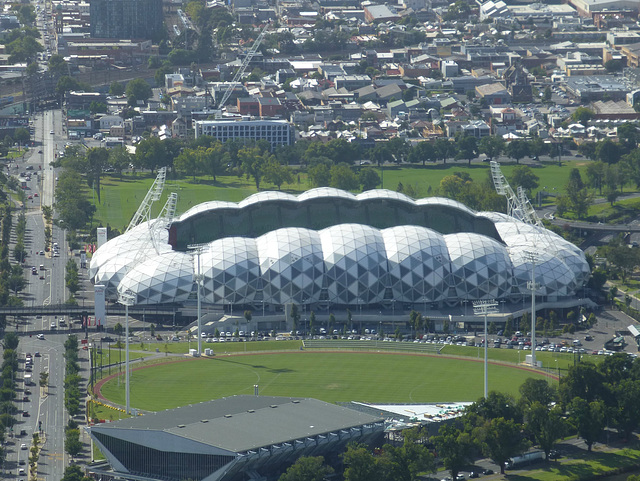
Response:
[[91, 396, 384, 453]]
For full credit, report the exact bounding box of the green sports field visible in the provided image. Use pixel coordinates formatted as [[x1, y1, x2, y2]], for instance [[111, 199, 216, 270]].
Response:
[[97, 352, 551, 411]]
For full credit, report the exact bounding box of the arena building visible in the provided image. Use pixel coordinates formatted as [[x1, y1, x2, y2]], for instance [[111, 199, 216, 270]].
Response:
[[88, 395, 384, 481], [89, 188, 589, 310]]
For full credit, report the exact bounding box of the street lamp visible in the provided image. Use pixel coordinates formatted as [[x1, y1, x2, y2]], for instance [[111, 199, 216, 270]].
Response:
[[474, 299, 498, 399], [117, 289, 136, 415]]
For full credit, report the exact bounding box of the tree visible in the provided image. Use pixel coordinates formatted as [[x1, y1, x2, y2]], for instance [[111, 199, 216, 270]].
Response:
[[278, 456, 333, 481], [432, 423, 474, 480], [240, 147, 270, 190], [290, 304, 300, 333], [109, 82, 125, 96], [39, 371, 48, 389], [342, 443, 379, 481], [85, 147, 109, 202], [125, 78, 152, 106], [330, 163, 359, 190], [559, 362, 605, 404], [506, 140, 530, 164], [477, 417, 529, 474], [596, 139, 622, 164], [60, 465, 91, 481], [108, 146, 132, 175], [568, 397, 606, 451], [113, 322, 123, 337], [518, 378, 557, 407], [65, 428, 82, 457], [509, 165, 539, 195], [611, 379, 640, 441], [359, 167, 381, 191], [14, 128, 30, 145], [524, 402, 566, 459], [572, 107, 594, 125], [263, 158, 293, 190], [408, 141, 436, 166], [455, 135, 478, 164], [307, 159, 331, 187], [478, 136, 504, 162], [585, 160, 606, 194], [604, 59, 624, 72], [543, 86, 552, 101]]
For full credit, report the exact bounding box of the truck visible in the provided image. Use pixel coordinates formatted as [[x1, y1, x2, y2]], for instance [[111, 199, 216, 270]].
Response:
[[505, 451, 545, 469]]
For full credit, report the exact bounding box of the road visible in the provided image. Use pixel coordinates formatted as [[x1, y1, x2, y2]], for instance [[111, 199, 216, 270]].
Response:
[[3, 109, 74, 481]]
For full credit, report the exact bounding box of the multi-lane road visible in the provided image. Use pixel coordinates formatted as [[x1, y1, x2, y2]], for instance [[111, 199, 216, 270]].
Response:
[[4, 109, 78, 481]]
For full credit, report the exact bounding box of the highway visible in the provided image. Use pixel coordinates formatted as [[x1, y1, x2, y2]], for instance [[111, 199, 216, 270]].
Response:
[[3, 109, 75, 481]]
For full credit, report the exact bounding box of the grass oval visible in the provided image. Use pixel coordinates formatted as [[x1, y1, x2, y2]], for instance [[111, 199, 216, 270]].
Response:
[[99, 352, 551, 411]]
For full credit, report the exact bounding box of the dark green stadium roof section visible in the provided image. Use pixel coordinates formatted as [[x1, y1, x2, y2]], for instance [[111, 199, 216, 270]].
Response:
[[89, 396, 384, 453], [169, 197, 502, 251]]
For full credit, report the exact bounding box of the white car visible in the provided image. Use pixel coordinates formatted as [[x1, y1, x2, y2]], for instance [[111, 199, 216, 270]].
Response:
[[21, 443, 27, 450], [36, 334, 44, 340], [49, 130, 54, 135]]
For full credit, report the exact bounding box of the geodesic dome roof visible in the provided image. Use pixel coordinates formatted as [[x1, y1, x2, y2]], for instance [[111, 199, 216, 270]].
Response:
[[90, 188, 589, 306], [200, 237, 260, 305], [509, 246, 577, 298], [257, 228, 324, 305], [117, 252, 194, 305], [89, 221, 170, 281], [320, 224, 388, 305], [445, 233, 513, 300], [382, 225, 451, 303]]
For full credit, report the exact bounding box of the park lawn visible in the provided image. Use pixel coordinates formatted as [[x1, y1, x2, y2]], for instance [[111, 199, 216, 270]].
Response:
[[501, 445, 640, 481], [92, 162, 592, 231], [98, 352, 550, 411], [589, 195, 640, 219]]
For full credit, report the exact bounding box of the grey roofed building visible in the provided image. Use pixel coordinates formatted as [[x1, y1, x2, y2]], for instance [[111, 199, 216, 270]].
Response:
[[88, 395, 384, 481]]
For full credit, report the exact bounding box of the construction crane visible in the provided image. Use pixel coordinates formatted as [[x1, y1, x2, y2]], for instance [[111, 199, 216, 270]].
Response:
[[217, 22, 270, 110]]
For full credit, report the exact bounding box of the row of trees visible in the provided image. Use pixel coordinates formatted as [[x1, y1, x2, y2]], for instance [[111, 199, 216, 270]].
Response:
[[63, 335, 82, 417], [0, 332, 21, 469]]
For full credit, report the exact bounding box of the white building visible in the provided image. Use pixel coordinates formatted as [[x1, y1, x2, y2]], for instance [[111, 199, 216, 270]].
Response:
[[441, 60, 459, 78], [194, 119, 294, 148]]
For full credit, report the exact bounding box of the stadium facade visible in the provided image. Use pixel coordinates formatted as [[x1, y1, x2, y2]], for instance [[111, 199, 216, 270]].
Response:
[[88, 395, 384, 481], [89, 188, 589, 309]]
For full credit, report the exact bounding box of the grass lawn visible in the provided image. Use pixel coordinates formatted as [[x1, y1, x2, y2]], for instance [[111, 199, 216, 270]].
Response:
[[589, 195, 640, 219], [501, 446, 640, 481], [92, 161, 593, 231], [98, 351, 550, 411]]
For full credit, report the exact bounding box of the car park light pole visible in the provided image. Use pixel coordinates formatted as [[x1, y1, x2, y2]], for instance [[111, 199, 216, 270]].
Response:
[[189, 244, 207, 356], [474, 300, 498, 399]]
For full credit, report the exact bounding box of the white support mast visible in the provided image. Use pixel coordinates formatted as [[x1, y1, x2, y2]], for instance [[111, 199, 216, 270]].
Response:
[[126, 167, 167, 233]]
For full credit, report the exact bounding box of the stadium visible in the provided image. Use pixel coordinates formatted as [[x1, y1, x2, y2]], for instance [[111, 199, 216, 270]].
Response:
[[89, 187, 589, 311]]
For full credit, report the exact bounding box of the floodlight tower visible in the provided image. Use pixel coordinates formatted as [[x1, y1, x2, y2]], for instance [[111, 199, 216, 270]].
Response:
[[474, 299, 498, 399], [524, 250, 540, 367], [118, 289, 136, 414], [188, 244, 207, 356]]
